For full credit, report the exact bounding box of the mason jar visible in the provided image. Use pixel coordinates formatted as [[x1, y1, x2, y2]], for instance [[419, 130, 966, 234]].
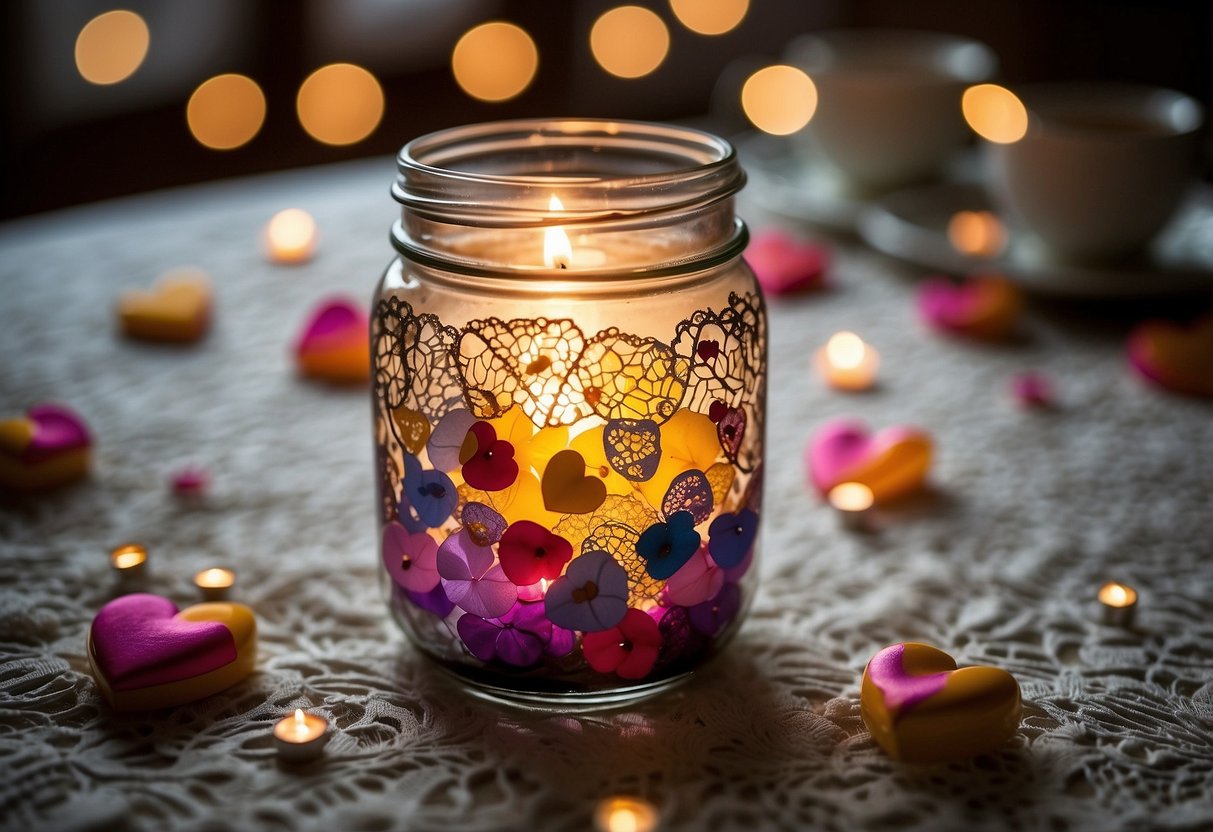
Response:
[[372, 119, 766, 709]]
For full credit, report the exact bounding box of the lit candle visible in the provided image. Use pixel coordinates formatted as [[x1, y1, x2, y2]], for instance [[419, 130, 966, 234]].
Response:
[[1097, 581, 1137, 627], [828, 482, 875, 531], [265, 209, 317, 264], [815, 331, 879, 391], [273, 708, 330, 763], [194, 567, 235, 602], [110, 543, 148, 584], [593, 797, 659, 832]]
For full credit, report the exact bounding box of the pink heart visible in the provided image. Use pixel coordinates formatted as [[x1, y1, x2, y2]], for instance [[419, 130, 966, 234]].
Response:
[[744, 231, 828, 296], [1127, 315, 1213, 398], [917, 275, 1021, 340], [806, 419, 933, 502], [25, 404, 91, 462], [90, 594, 236, 691], [294, 297, 370, 382]]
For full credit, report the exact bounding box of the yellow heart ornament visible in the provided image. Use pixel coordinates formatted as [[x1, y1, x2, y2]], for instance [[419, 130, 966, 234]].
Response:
[[541, 449, 607, 515]]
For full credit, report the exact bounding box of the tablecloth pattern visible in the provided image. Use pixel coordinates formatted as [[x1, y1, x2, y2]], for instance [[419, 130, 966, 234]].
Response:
[[2, 156, 1212, 832]]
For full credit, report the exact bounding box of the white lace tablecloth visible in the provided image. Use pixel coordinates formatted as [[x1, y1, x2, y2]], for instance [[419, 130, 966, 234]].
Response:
[[2, 156, 1212, 832]]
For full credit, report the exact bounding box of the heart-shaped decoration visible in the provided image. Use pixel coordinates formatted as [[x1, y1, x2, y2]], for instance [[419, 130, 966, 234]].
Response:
[[118, 268, 212, 343], [391, 406, 431, 454], [861, 642, 1021, 763], [0, 403, 92, 491], [743, 230, 829, 296], [541, 449, 607, 515], [603, 418, 662, 482], [917, 274, 1022, 340], [1127, 315, 1213, 398], [295, 298, 370, 384], [88, 593, 256, 711], [807, 419, 932, 503]]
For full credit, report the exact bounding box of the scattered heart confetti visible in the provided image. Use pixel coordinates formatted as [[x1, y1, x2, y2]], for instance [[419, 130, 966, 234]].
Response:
[[917, 274, 1022, 340], [1009, 371, 1055, 408], [861, 642, 1021, 763], [0, 403, 92, 492], [88, 593, 257, 711], [294, 297, 370, 384], [1127, 314, 1213, 398], [744, 231, 829, 296], [807, 418, 932, 503], [118, 268, 212, 343]]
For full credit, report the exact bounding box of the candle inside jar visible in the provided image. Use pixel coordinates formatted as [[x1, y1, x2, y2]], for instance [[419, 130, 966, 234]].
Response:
[[110, 543, 148, 577], [273, 708, 329, 763], [816, 331, 879, 391], [194, 567, 235, 601], [1097, 581, 1137, 626], [265, 208, 317, 264], [594, 797, 659, 832], [828, 482, 875, 531]]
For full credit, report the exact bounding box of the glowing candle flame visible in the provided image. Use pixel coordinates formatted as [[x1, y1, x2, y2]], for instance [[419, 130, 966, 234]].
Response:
[[1098, 582, 1137, 609], [294, 709, 308, 739], [544, 196, 572, 269], [826, 332, 867, 370]]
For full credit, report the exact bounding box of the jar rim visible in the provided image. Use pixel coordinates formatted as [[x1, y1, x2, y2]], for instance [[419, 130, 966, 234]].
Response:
[[392, 118, 745, 228]]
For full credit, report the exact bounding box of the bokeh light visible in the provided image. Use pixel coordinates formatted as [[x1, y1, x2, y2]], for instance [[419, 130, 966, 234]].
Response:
[[187, 74, 266, 150], [297, 63, 385, 146], [75, 10, 150, 85], [265, 209, 318, 264], [669, 0, 748, 35], [590, 6, 670, 79], [452, 22, 539, 102], [947, 211, 1006, 258], [963, 84, 1028, 144], [741, 65, 817, 135]]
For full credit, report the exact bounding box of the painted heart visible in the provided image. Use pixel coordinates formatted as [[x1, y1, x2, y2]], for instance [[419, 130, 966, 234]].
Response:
[[118, 268, 212, 343], [744, 230, 828, 296], [295, 297, 371, 384], [807, 419, 932, 503], [603, 418, 662, 482], [861, 642, 1022, 763], [0, 403, 92, 491], [88, 593, 256, 711], [1127, 315, 1213, 398], [917, 274, 1022, 340], [541, 449, 607, 515]]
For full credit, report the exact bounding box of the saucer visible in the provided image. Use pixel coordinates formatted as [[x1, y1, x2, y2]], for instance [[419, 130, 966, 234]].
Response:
[[736, 132, 980, 233], [856, 183, 1213, 297]]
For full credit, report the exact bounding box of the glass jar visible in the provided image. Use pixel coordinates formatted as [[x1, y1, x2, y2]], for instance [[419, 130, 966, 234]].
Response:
[[372, 119, 766, 709]]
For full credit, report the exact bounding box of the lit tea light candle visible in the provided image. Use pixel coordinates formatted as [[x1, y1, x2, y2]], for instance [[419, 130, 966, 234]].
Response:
[[194, 567, 235, 601], [265, 208, 317, 264], [1097, 581, 1137, 627], [273, 708, 330, 763], [110, 543, 148, 582], [593, 796, 659, 832], [828, 482, 875, 531], [816, 331, 879, 391]]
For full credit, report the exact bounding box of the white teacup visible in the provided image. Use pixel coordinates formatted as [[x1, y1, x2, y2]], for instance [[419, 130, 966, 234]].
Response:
[[985, 83, 1204, 263], [787, 29, 998, 195]]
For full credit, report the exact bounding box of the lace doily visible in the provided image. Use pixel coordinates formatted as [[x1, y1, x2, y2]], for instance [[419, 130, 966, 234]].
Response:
[[1, 158, 1211, 832]]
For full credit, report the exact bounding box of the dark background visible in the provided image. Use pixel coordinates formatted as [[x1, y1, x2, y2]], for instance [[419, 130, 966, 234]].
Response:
[[2, 0, 1210, 220]]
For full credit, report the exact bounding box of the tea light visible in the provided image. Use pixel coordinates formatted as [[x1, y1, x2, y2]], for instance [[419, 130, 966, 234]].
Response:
[[194, 567, 235, 601], [273, 708, 330, 763], [265, 209, 317, 264], [110, 543, 148, 582], [1097, 581, 1137, 626], [815, 331, 879, 391], [593, 796, 659, 832], [828, 482, 875, 531]]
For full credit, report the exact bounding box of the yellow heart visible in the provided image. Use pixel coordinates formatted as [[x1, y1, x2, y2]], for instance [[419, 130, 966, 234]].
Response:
[[0, 418, 34, 454], [118, 269, 212, 343], [391, 406, 431, 454], [541, 449, 607, 515], [861, 642, 1021, 763]]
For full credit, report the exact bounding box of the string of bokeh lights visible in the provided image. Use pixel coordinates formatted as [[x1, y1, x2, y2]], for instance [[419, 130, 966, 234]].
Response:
[[73, 2, 1025, 153]]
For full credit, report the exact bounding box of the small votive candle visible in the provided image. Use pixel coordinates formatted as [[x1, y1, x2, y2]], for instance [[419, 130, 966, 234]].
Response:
[[265, 209, 317, 264], [816, 331, 879, 391], [593, 797, 659, 832], [273, 708, 330, 763], [194, 567, 235, 602], [110, 543, 148, 582], [1097, 581, 1137, 627], [828, 482, 875, 531]]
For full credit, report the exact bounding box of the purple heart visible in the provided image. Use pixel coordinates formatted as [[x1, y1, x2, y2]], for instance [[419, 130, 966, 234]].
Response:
[[90, 594, 236, 691], [437, 530, 517, 618], [544, 551, 629, 632]]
